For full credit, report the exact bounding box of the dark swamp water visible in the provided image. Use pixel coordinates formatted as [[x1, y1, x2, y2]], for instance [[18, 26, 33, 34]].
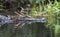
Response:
[[0, 22, 53, 37]]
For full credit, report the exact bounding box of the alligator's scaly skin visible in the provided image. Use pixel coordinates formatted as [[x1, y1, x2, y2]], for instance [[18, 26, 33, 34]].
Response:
[[0, 15, 45, 25]]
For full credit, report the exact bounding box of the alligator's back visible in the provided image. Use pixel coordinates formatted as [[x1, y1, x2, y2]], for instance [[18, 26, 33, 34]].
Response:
[[0, 15, 45, 25]]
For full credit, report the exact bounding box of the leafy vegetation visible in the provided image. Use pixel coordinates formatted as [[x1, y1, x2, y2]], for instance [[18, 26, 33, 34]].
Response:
[[27, 0, 60, 37]]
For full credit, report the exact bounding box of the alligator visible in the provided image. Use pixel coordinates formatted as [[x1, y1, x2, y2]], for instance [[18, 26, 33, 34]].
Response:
[[0, 15, 45, 25]]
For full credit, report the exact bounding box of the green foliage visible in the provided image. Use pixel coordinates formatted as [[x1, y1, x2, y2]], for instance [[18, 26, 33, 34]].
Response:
[[55, 25, 60, 37], [30, 0, 60, 37], [44, 1, 60, 37]]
